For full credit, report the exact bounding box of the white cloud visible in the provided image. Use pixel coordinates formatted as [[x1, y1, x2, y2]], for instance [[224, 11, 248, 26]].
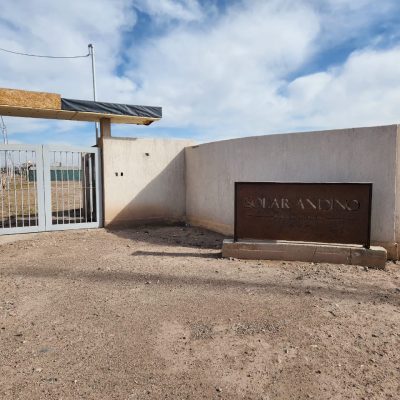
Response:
[[126, 1, 320, 131], [132, 0, 205, 23], [286, 47, 400, 130], [0, 0, 136, 100]]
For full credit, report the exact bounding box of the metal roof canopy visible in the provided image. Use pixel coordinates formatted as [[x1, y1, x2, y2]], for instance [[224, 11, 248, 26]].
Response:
[[0, 88, 162, 125]]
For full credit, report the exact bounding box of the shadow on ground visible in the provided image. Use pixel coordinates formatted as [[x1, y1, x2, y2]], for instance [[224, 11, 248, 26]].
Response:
[[2, 264, 399, 307], [106, 224, 226, 250], [131, 250, 220, 258]]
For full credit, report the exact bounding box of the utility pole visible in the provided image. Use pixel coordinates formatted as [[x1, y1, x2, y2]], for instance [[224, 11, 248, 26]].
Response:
[[88, 44, 99, 142]]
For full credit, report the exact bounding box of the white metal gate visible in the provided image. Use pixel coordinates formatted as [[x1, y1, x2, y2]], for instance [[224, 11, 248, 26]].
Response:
[[0, 144, 101, 235]]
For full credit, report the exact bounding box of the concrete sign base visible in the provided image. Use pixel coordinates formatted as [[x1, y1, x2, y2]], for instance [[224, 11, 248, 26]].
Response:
[[222, 239, 387, 269]]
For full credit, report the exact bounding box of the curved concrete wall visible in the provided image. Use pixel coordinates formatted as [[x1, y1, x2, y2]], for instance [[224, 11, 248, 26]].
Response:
[[100, 125, 400, 259], [185, 125, 400, 259]]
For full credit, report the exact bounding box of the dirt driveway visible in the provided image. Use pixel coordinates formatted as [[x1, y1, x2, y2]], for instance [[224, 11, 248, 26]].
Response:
[[0, 226, 399, 400]]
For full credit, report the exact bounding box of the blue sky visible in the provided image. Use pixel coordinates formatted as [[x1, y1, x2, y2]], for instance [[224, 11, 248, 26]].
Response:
[[1, 0, 400, 146]]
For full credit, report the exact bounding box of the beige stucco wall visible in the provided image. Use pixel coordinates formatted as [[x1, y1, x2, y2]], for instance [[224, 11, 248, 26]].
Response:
[[185, 125, 400, 259], [102, 137, 194, 227]]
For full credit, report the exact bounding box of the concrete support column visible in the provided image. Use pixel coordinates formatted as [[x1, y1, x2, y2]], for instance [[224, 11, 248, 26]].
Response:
[[98, 118, 112, 228], [100, 118, 111, 139]]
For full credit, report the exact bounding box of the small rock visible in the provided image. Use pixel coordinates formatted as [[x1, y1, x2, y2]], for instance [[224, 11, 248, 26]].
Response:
[[329, 310, 337, 317], [34, 368, 42, 373], [145, 281, 151, 285], [216, 387, 222, 392], [39, 347, 51, 354], [364, 266, 369, 272]]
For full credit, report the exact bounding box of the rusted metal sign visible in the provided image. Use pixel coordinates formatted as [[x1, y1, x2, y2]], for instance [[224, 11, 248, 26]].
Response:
[[234, 182, 372, 247]]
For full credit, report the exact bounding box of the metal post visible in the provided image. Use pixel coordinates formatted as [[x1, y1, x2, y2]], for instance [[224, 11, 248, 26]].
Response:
[[1, 116, 8, 144], [88, 44, 99, 143]]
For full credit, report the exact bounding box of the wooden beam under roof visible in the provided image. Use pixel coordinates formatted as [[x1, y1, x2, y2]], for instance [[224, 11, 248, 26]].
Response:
[[0, 88, 161, 125]]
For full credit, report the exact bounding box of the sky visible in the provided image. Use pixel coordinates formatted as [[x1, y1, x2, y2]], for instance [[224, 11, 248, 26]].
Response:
[[1, 0, 400, 146]]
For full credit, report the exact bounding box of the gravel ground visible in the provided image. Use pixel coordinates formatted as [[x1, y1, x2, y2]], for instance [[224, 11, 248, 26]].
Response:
[[0, 226, 399, 400]]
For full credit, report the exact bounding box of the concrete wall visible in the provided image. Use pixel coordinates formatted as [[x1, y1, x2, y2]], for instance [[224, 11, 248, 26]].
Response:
[[102, 137, 194, 227], [185, 125, 400, 258]]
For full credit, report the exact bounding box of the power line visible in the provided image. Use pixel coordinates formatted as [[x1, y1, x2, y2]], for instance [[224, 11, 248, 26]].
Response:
[[0, 47, 88, 142], [0, 43, 98, 143], [0, 46, 89, 59]]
